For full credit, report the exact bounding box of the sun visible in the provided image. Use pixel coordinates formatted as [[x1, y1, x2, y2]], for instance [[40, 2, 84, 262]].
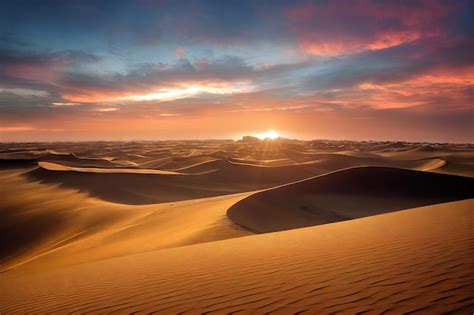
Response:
[[253, 130, 280, 140]]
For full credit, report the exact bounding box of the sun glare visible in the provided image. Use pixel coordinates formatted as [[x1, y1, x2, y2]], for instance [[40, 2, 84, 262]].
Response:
[[253, 130, 280, 140]]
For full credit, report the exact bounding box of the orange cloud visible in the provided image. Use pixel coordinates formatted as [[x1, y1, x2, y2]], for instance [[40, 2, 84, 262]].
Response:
[[367, 31, 422, 51], [61, 89, 129, 103]]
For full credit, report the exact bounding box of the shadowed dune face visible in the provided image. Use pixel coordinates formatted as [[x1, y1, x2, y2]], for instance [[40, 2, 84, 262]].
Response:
[[0, 170, 140, 271], [25, 161, 326, 204], [22, 159, 432, 205], [227, 167, 474, 233]]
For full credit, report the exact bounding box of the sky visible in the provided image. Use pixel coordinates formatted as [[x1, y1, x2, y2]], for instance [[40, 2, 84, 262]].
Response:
[[0, 0, 473, 142]]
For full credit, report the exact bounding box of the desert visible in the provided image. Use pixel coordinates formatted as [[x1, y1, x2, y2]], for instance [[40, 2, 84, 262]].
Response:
[[1, 138, 473, 313], [2, 0, 474, 313]]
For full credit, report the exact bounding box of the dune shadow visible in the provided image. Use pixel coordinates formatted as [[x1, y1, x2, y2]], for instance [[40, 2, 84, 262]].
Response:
[[24, 161, 328, 204], [227, 167, 474, 233]]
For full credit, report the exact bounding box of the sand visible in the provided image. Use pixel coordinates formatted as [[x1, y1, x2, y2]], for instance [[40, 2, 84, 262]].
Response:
[[0, 170, 252, 273], [1, 200, 472, 313], [0, 139, 473, 312]]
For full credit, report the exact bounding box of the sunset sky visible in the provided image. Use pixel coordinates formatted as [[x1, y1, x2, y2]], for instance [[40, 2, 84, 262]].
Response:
[[0, 0, 473, 142]]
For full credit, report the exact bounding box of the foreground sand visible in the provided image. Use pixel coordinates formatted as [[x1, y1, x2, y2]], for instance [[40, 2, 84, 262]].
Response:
[[1, 200, 473, 313], [0, 139, 473, 312]]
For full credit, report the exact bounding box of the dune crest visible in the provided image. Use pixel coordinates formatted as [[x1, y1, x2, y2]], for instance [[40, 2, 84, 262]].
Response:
[[38, 161, 191, 175]]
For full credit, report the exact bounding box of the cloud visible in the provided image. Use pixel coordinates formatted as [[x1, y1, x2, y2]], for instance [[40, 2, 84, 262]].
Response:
[[51, 102, 78, 106], [176, 47, 186, 60], [0, 125, 35, 132], [0, 46, 101, 94], [0, 87, 49, 97], [301, 37, 474, 109], [0, 32, 30, 48], [0, 48, 100, 69], [95, 107, 117, 112], [159, 113, 182, 117], [285, 0, 459, 56], [58, 56, 307, 103]]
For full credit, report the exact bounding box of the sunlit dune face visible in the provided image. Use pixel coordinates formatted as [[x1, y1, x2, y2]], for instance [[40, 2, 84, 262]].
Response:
[[253, 130, 280, 140]]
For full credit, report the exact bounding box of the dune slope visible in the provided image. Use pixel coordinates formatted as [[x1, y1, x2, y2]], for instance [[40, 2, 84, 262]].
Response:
[[0, 170, 251, 273], [24, 160, 328, 204], [1, 199, 472, 313], [25, 156, 461, 205], [227, 166, 474, 233]]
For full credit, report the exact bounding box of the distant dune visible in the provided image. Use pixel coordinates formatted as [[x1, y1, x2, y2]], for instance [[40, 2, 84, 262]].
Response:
[[26, 160, 327, 204], [38, 161, 190, 175], [19, 150, 471, 205]]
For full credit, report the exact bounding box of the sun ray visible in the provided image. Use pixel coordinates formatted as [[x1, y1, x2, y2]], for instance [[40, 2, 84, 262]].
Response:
[[253, 130, 279, 140]]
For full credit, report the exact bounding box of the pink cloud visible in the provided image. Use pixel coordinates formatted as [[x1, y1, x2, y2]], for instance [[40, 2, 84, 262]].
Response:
[[285, 0, 455, 56], [176, 47, 186, 60], [5, 64, 59, 82]]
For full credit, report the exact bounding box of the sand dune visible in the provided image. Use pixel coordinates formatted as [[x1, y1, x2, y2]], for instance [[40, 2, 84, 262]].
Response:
[[26, 165, 229, 204], [414, 157, 447, 171], [25, 154, 465, 205], [379, 145, 474, 161], [434, 161, 474, 178], [1, 199, 472, 313], [0, 170, 252, 272], [2, 139, 472, 176], [0, 170, 134, 272], [26, 159, 331, 204], [167, 158, 223, 173], [0, 151, 120, 168], [38, 161, 191, 175], [0, 158, 37, 169], [6, 164, 472, 272], [1, 139, 473, 313], [227, 166, 474, 233]]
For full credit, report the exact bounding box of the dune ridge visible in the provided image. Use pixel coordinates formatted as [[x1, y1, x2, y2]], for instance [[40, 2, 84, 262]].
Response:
[[38, 161, 193, 175]]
